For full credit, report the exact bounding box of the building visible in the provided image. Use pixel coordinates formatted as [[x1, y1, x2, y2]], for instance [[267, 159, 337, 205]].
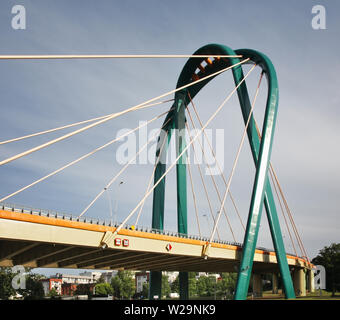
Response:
[[61, 283, 78, 296], [41, 278, 62, 296], [42, 272, 97, 296], [79, 271, 102, 283], [195, 272, 221, 281], [135, 271, 149, 293], [164, 271, 179, 283], [99, 270, 118, 283], [53, 273, 94, 284]]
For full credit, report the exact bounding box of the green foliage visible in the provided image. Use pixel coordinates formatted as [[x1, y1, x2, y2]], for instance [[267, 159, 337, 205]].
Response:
[[75, 283, 94, 297], [110, 271, 135, 299], [196, 276, 208, 297], [18, 273, 45, 300], [188, 277, 197, 298], [0, 267, 16, 299], [312, 243, 340, 296], [216, 273, 237, 298], [119, 271, 135, 299], [96, 274, 106, 284], [141, 282, 149, 299], [0, 268, 44, 300], [94, 282, 112, 296], [171, 275, 179, 294], [170, 273, 237, 299], [195, 275, 218, 297], [161, 275, 171, 298], [206, 276, 217, 297], [111, 275, 122, 298], [48, 288, 59, 298]]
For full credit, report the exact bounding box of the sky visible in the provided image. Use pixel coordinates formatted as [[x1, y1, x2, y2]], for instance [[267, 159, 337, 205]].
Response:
[[0, 0, 339, 276]]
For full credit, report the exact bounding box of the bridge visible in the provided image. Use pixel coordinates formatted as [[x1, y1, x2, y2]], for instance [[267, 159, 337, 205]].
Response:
[[0, 44, 315, 300], [0, 203, 313, 297]]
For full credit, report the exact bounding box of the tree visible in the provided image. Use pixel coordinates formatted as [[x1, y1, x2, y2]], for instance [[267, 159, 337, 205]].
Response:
[[171, 275, 179, 294], [312, 243, 340, 296], [141, 282, 149, 299], [196, 276, 207, 297], [96, 274, 106, 284], [120, 271, 135, 299], [188, 272, 197, 298], [161, 274, 171, 298], [206, 276, 217, 297], [94, 283, 112, 296], [76, 283, 94, 298], [111, 271, 135, 299], [0, 267, 16, 300], [48, 288, 59, 299], [18, 273, 45, 300], [217, 273, 237, 298], [188, 277, 197, 298], [0, 268, 45, 300], [111, 275, 122, 298]]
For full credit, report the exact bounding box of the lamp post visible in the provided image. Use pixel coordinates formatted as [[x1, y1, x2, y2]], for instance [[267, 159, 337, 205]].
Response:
[[202, 214, 211, 237], [105, 187, 114, 226], [114, 181, 124, 224]]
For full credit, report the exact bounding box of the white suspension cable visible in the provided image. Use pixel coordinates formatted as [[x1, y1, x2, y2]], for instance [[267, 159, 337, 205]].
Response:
[[207, 65, 259, 246], [106, 189, 114, 226], [187, 96, 246, 231], [186, 160, 202, 237], [0, 59, 249, 167], [185, 122, 222, 240], [0, 99, 173, 145], [0, 54, 242, 60], [0, 109, 172, 203], [134, 128, 170, 226], [78, 117, 173, 218], [253, 118, 309, 261], [268, 167, 298, 257], [109, 64, 256, 239], [185, 120, 235, 242]]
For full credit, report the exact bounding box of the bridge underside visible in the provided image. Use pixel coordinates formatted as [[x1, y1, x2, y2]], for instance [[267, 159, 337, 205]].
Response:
[[0, 239, 287, 273]]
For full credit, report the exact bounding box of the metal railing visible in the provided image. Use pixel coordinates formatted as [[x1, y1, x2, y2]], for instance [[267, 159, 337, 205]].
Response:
[[0, 202, 302, 259]]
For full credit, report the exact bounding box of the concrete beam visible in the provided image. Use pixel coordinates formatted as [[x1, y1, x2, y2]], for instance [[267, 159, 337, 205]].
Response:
[[37, 247, 92, 267], [58, 249, 125, 268], [12, 244, 70, 265], [0, 241, 38, 261], [89, 252, 151, 269]]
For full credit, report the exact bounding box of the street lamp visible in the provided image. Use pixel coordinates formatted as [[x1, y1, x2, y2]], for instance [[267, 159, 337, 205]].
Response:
[[104, 187, 113, 226], [114, 181, 124, 224], [202, 214, 211, 237]]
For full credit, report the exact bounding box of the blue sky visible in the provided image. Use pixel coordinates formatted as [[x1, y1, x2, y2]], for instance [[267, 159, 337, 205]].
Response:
[[0, 0, 339, 276]]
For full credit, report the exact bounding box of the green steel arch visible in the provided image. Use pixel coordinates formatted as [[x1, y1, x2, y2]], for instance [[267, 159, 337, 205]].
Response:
[[149, 44, 296, 300]]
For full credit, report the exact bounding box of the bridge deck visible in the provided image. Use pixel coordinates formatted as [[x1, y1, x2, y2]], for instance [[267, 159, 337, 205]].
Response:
[[0, 206, 312, 273]]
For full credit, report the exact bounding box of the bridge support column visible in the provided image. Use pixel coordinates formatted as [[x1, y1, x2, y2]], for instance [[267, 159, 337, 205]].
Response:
[[175, 92, 189, 300], [307, 269, 315, 293], [272, 273, 279, 294], [252, 274, 262, 298], [293, 268, 306, 297], [149, 271, 162, 300], [179, 272, 189, 300]]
